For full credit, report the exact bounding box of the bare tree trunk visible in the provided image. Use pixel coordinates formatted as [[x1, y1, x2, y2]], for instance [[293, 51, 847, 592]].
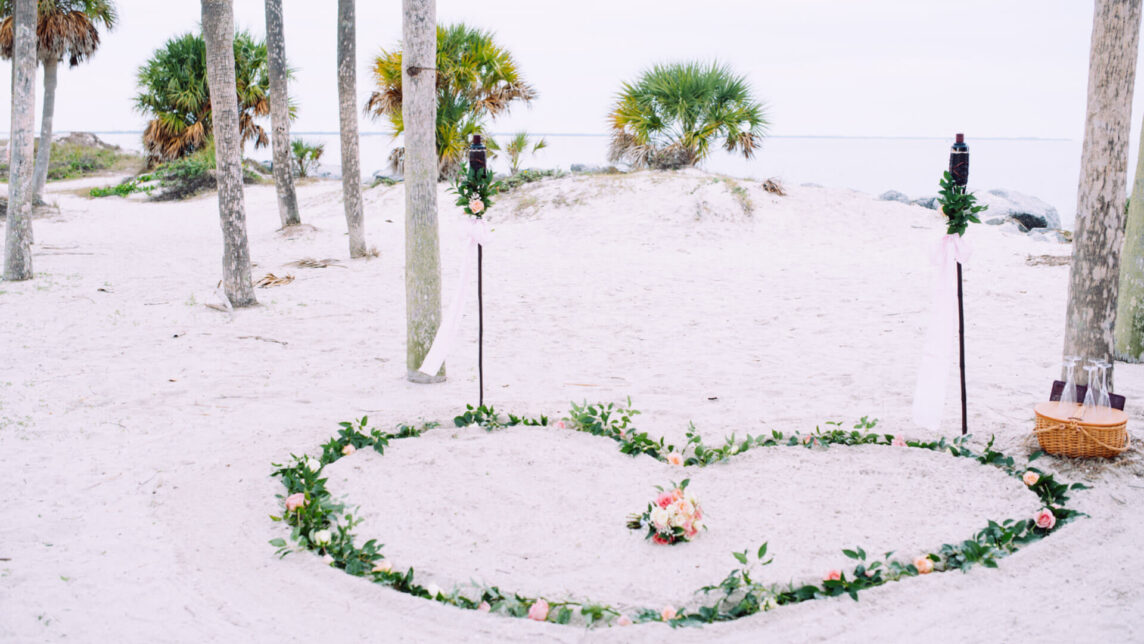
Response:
[[404, 0, 443, 383], [1115, 108, 1144, 361], [1063, 0, 1142, 389], [3, 0, 36, 282], [202, 0, 256, 307], [264, 0, 300, 228], [337, 0, 367, 258], [31, 58, 56, 206]]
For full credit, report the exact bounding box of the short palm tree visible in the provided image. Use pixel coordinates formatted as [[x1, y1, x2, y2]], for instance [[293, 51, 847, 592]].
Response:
[[366, 22, 535, 179], [608, 61, 768, 169], [135, 30, 272, 164], [502, 131, 546, 175], [0, 0, 118, 203]]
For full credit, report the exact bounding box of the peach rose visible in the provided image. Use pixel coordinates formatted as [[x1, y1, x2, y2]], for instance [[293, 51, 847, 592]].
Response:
[[617, 614, 633, 626], [528, 598, 549, 621], [342, 444, 356, 456], [914, 556, 933, 574], [802, 435, 813, 445], [1023, 471, 1040, 487], [371, 560, 392, 574], [891, 436, 907, 447], [469, 198, 485, 214], [555, 420, 567, 430], [1035, 508, 1056, 530], [667, 451, 683, 466], [477, 601, 491, 613], [285, 492, 307, 512], [824, 569, 842, 582], [661, 605, 677, 621]]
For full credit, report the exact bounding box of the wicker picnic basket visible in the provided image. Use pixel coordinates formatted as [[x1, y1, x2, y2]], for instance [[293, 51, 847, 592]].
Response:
[[1033, 401, 1129, 458]]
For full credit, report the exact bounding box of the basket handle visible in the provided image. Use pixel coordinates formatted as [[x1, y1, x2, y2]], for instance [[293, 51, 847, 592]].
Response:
[[1033, 420, 1131, 454]]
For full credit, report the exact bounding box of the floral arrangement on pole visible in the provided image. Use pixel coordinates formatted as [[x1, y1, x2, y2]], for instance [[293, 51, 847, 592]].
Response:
[[937, 170, 986, 236], [451, 160, 503, 218], [626, 479, 705, 544]]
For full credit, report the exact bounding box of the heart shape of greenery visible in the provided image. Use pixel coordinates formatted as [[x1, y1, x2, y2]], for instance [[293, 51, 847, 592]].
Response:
[[270, 400, 1087, 628]]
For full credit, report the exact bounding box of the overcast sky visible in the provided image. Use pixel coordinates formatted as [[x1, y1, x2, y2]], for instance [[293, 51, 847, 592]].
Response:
[[0, 0, 1140, 140]]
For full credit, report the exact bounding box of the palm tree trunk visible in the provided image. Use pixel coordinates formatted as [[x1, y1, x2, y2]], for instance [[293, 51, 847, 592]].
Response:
[[1114, 109, 1144, 361], [264, 0, 300, 228], [4, 0, 36, 281], [202, 0, 257, 307], [1063, 0, 1142, 389], [31, 58, 56, 206], [337, 0, 367, 257], [403, 0, 443, 382]]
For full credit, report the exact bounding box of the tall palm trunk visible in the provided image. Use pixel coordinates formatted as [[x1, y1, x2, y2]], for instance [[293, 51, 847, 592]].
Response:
[[1063, 0, 1142, 389], [264, 0, 300, 228], [4, 0, 36, 281], [337, 0, 366, 257], [31, 58, 56, 205], [1114, 110, 1144, 361], [403, 0, 443, 382], [202, 0, 256, 307]]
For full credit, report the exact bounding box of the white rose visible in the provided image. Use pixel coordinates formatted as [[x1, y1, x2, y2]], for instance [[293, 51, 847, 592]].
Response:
[[679, 500, 695, 516], [312, 529, 332, 545], [650, 507, 669, 529], [301, 455, 320, 472], [426, 583, 442, 598]]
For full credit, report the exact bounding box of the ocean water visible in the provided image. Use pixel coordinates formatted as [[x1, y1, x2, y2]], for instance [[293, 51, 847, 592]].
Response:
[[88, 131, 1083, 230]]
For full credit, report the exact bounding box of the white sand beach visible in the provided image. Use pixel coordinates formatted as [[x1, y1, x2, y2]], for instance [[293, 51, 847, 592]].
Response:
[[2, 170, 1143, 642]]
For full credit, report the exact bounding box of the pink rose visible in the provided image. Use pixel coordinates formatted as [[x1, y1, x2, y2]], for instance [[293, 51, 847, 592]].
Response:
[[652, 533, 670, 545], [555, 420, 567, 430], [371, 560, 392, 573], [617, 614, 633, 626], [284, 492, 306, 512], [656, 491, 675, 509], [1035, 508, 1056, 530], [824, 569, 842, 582], [661, 605, 677, 621], [891, 436, 907, 447], [528, 599, 549, 621], [1023, 471, 1040, 486], [666, 451, 683, 466], [477, 601, 491, 613], [802, 435, 813, 445], [914, 556, 933, 574], [341, 444, 356, 456], [469, 198, 485, 214]]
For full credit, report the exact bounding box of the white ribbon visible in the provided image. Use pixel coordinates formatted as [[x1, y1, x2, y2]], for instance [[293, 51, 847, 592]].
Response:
[[911, 234, 971, 431], [418, 218, 490, 376]]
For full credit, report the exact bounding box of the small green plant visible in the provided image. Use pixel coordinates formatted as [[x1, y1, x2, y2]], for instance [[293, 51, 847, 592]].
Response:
[[501, 168, 564, 193], [937, 171, 987, 236], [90, 176, 154, 198], [450, 162, 503, 217], [291, 139, 324, 178], [502, 131, 547, 175]]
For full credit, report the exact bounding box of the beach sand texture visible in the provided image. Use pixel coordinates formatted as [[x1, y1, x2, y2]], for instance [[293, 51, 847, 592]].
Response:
[[2, 169, 1143, 642]]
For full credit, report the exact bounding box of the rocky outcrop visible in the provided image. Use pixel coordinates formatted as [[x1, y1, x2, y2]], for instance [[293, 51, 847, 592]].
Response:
[[880, 187, 1069, 243]]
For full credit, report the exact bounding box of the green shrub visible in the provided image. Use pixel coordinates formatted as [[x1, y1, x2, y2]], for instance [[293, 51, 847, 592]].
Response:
[[291, 139, 324, 177], [501, 168, 564, 192], [90, 176, 154, 198]]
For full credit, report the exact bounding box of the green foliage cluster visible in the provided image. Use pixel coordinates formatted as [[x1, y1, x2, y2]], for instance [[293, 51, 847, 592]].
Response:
[[500, 168, 565, 193], [271, 400, 1087, 629], [938, 170, 987, 236], [0, 140, 136, 183], [450, 163, 502, 217], [290, 139, 323, 178], [89, 143, 264, 200]]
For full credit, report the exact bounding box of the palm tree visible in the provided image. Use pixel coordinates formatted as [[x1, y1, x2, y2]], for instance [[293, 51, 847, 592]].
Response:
[[403, 0, 443, 382], [135, 30, 272, 164], [264, 0, 299, 227], [3, 0, 35, 281], [1065, 0, 1141, 387], [201, 0, 255, 307], [337, 0, 366, 257], [367, 22, 535, 180], [607, 61, 768, 169], [0, 0, 116, 204], [503, 131, 546, 175]]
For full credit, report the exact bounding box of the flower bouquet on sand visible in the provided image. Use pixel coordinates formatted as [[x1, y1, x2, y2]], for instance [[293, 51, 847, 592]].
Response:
[[627, 479, 705, 545]]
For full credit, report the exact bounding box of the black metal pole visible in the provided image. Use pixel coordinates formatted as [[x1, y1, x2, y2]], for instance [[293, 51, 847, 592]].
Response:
[[957, 262, 967, 435], [478, 243, 484, 408]]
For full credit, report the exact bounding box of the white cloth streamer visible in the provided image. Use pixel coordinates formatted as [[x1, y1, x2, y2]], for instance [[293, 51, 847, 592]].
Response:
[[417, 218, 490, 376], [911, 234, 971, 431]]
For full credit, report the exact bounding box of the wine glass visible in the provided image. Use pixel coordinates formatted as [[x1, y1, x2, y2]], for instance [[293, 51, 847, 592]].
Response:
[[1061, 356, 1080, 406], [1082, 363, 1098, 408], [1095, 360, 1112, 408]]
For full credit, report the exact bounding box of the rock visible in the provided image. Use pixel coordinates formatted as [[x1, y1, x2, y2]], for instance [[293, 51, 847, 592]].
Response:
[[879, 190, 911, 204], [997, 220, 1027, 235], [570, 163, 603, 173], [977, 189, 1060, 230], [911, 196, 938, 210], [53, 131, 119, 151]]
